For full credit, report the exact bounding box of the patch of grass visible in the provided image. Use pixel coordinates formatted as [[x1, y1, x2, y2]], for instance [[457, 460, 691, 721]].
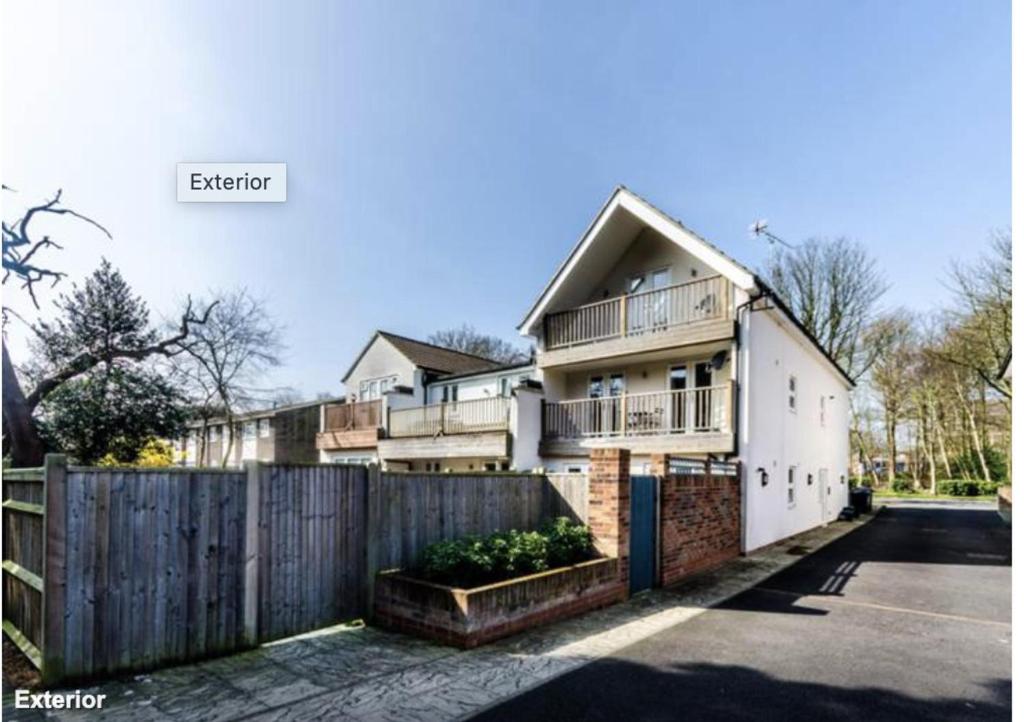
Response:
[[871, 489, 996, 501]]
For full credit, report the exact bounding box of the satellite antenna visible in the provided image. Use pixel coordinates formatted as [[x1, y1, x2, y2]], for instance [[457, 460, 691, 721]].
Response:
[[749, 219, 795, 249], [711, 350, 728, 370]]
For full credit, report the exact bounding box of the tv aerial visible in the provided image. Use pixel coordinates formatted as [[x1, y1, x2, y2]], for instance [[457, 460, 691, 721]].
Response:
[[749, 219, 795, 249]]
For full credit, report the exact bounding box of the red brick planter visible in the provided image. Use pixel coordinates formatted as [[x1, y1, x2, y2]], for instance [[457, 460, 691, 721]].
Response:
[[374, 557, 626, 648]]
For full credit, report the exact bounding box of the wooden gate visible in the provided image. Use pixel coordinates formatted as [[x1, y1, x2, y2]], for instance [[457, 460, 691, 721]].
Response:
[[629, 475, 657, 594]]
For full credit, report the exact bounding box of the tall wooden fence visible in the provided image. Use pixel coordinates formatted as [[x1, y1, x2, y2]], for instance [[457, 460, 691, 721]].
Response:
[[2, 457, 587, 683]]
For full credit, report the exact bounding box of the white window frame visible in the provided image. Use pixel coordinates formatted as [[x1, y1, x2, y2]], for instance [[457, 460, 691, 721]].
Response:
[[258, 418, 271, 438], [787, 466, 796, 507], [788, 375, 797, 413], [243, 421, 257, 441], [819, 395, 826, 426]]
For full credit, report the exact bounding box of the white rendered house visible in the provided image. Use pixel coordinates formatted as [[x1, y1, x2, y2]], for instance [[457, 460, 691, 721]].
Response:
[[518, 186, 854, 551]]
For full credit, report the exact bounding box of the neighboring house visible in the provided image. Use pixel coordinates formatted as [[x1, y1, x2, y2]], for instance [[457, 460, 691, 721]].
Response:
[[380, 361, 543, 472], [183, 399, 326, 467], [517, 186, 854, 551], [317, 331, 515, 466]]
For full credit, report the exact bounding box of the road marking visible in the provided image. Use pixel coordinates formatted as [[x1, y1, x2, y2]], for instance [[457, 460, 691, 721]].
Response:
[[755, 587, 1011, 628]]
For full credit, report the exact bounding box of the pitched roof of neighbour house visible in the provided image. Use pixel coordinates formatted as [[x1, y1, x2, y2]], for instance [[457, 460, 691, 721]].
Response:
[[427, 359, 535, 383], [517, 185, 856, 389], [341, 330, 505, 383], [186, 397, 339, 429]]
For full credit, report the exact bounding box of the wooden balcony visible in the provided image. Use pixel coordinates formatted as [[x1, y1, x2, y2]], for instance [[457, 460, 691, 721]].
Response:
[[379, 397, 513, 461], [389, 397, 511, 438], [538, 275, 735, 368], [541, 384, 734, 455], [317, 399, 383, 450]]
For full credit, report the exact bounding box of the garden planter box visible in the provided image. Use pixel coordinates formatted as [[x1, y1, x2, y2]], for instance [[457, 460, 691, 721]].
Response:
[[374, 557, 625, 648]]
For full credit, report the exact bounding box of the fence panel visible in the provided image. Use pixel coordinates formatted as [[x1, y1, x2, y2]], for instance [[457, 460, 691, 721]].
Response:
[[374, 472, 589, 572], [2, 467, 46, 667], [256, 463, 368, 642]]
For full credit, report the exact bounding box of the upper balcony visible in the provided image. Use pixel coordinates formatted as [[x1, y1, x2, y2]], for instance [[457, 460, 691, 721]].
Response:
[[541, 383, 734, 455], [537, 275, 735, 369], [316, 399, 383, 450], [378, 396, 512, 460]]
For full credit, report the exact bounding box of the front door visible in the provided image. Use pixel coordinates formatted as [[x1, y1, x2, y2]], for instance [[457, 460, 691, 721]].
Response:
[[629, 475, 657, 594], [818, 468, 829, 522]]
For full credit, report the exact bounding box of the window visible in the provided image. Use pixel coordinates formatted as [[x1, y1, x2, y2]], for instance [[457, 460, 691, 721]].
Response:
[[243, 421, 257, 440], [208, 425, 221, 442], [787, 466, 796, 506], [788, 375, 797, 412], [258, 419, 271, 438], [484, 462, 497, 472], [358, 375, 399, 401], [819, 395, 826, 426], [442, 384, 459, 402]]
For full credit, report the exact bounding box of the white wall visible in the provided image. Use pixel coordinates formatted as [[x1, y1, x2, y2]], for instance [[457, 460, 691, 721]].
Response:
[[425, 366, 538, 404], [510, 387, 543, 471], [344, 337, 419, 399], [739, 307, 851, 552]]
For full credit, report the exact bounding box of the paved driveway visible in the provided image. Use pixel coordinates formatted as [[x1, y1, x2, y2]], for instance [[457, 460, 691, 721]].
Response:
[[473, 503, 1011, 722]]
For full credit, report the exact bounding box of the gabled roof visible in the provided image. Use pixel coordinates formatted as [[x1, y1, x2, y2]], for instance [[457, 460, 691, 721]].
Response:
[[341, 330, 504, 383], [518, 185, 855, 389], [517, 185, 757, 334]]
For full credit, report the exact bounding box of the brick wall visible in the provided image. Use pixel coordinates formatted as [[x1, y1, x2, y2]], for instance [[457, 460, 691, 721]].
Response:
[[375, 559, 624, 648], [587, 448, 631, 585], [652, 454, 741, 587]]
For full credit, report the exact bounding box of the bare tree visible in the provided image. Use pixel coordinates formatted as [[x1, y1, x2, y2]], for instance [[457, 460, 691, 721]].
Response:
[[2, 190, 212, 466], [762, 237, 888, 380], [428, 324, 529, 364], [171, 289, 284, 467], [868, 311, 916, 485], [930, 230, 1011, 398]]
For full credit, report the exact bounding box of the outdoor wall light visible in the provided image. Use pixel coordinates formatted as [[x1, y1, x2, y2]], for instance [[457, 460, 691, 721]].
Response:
[[757, 467, 769, 487], [807, 473, 814, 486]]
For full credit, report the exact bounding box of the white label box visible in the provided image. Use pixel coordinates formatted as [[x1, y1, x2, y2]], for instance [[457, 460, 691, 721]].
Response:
[[177, 163, 287, 202]]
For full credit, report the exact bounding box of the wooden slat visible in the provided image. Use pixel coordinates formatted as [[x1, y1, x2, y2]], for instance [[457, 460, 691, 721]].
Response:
[[2, 499, 44, 515], [3, 618, 42, 669], [2, 560, 43, 592]]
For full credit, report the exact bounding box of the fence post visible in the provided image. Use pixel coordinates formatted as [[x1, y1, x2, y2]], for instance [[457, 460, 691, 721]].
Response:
[[364, 463, 382, 620], [242, 461, 261, 646], [41, 453, 68, 685]]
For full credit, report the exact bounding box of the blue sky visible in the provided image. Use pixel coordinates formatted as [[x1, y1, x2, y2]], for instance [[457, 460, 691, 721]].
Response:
[[2, 0, 1009, 397]]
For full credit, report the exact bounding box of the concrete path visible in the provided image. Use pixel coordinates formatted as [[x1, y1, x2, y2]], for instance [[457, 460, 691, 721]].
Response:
[[3, 512, 875, 722], [472, 501, 1011, 721]]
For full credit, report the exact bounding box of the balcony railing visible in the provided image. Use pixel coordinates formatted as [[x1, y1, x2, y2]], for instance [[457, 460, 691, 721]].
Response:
[[323, 399, 382, 432], [542, 384, 732, 439], [389, 396, 511, 438], [543, 275, 732, 350]]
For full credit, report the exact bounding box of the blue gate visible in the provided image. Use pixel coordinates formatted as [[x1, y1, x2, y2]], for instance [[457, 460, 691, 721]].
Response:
[[629, 475, 657, 594]]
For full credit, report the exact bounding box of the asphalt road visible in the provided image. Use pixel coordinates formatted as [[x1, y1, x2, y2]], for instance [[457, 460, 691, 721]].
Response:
[[472, 503, 1012, 722]]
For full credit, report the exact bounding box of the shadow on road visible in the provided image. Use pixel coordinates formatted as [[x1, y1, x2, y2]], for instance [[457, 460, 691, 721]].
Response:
[[473, 658, 1010, 722]]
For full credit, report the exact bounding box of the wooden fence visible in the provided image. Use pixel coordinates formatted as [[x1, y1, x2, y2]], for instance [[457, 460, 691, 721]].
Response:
[[2, 456, 587, 683]]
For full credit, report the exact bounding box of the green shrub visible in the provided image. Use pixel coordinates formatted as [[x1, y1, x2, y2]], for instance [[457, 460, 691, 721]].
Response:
[[890, 478, 915, 493], [950, 447, 1008, 483], [936, 480, 1000, 497], [544, 516, 593, 567], [416, 517, 592, 587]]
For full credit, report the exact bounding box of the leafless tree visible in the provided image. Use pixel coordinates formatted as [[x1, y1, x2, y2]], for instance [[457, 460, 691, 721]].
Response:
[[762, 237, 888, 380], [2, 189, 213, 466], [929, 230, 1011, 399], [171, 289, 284, 467], [868, 311, 917, 484], [428, 324, 529, 364]]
